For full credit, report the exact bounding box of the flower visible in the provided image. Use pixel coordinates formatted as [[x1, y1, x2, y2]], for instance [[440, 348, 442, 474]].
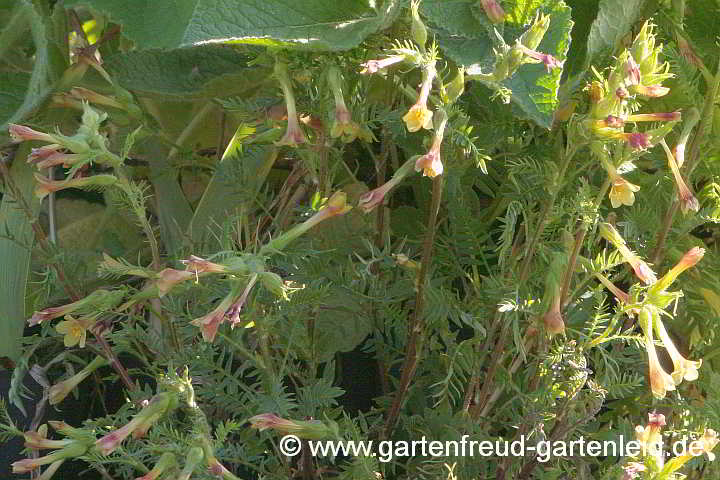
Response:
[[95, 393, 174, 455], [629, 84, 670, 97], [180, 255, 228, 275], [249, 413, 335, 440], [327, 66, 361, 142], [11, 441, 87, 473], [627, 111, 681, 122], [516, 44, 564, 73], [609, 174, 641, 208], [155, 268, 195, 297], [403, 104, 433, 133], [659, 140, 699, 213], [622, 462, 646, 479], [639, 308, 677, 398], [594, 273, 630, 304], [33, 173, 117, 200], [664, 429, 720, 474], [135, 452, 176, 480], [358, 158, 417, 213], [652, 246, 705, 293], [542, 289, 565, 336], [415, 109, 448, 177], [23, 430, 72, 450], [8, 124, 56, 143], [634, 412, 666, 466], [480, 0, 505, 24], [360, 55, 406, 74], [55, 315, 95, 348], [624, 56, 641, 85], [273, 61, 306, 147], [49, 356, 108, 405], [403, 65, 436, 132], [654, 316, 701, 383], [599, 223, 657, 284]]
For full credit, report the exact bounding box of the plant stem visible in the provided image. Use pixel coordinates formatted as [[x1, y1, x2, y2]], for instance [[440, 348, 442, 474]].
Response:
[[383, 174, 443, 439]]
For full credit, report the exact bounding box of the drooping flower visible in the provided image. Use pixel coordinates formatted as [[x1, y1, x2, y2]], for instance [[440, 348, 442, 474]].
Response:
[[403, 65, 436, 132], [55, 315, 96, 348], [660, 139, 699, 213], [180, 255, 228, 274], [594, 273, 630, 304], [639, 308, 677, 398], [599, 223, 657, 285], [95, 392, 174, 455], [327, 66, 361, 143], [273, 61, 306, 147], [29, 289, 121, 326], [634, 412, 666, 466], [654, 316, 701, 383], [542, 287, 565, 336], [49, 356, 108, 405], [155, 268, 195, 297], [358, 158, 417, 213], [415, 108, 448, 178]]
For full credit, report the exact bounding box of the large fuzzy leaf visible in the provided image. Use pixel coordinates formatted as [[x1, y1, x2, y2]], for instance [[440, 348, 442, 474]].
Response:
[[104, 45, 270, 99], [65, 0, 399, 51]]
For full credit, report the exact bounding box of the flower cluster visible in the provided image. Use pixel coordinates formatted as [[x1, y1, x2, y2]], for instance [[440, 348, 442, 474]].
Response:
[[12, 422, 92, 479], [582, 22, 683, 208], [8, 103, 121, 199]]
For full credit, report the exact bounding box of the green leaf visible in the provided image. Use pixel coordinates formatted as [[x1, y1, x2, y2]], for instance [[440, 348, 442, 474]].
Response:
[[0, 145, 41, 361], [104, 46, 271, 99], [584, 0, 647, 67], [188, 127, 278, 244], [65, 0, 399, 51], [427, 0, 573, 128]]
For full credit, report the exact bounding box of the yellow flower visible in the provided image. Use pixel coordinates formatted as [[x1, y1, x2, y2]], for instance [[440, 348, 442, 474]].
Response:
[[609, 175, 640, 208], [403, 104, 433, 132], [55, 315, 94, 348]]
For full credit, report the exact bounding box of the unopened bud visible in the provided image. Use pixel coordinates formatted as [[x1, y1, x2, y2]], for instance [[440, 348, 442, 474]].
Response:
[[410, 0, 428, 49]]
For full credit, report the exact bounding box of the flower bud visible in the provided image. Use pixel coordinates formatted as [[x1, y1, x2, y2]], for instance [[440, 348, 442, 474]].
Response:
[[250, 413, 336, 440], [519, 12, 550, 50], [8, 124, 56, 143], [360, 55, 406, 74], [178, 447, 205, 480], [358, 158, 417, 213], [445, 67, 465, 103], [273, 61, 306, 147], [652, 246, 704, 293], [33, 173, 117, 200], [410, 0, 428, 48], [180, 255, 228, 274], [155, 268, 195, 297], [480, 0, 505, 24], [135, 452, 176, 480], [542, 289, 565, 336], [49, 356, 109, 405]]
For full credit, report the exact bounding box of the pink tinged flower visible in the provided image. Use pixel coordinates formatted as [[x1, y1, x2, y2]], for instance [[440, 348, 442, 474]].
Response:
[[625, 56, 641, 85], [96, 419, 143, 455], [653, 246, 705, 293], [155, 268, 195, 297], [8, 124, 56, 143], [615, 87, 629, 100], [190, 306, 227, 343], [629, 258, 657, 285], [599, 223, 657, 284], [480, 0, 505, 24], [630, 84, 670, 97], [249, 413, 300, 432], [622, 462, 646, 480], [226, 275, 258, 328], [28, 296, 89, 326], [95, 393, 172, 455], [360, 55, 406, 74], [627, 132, 651, 150], [517, 44, 564, 73], [28, 144, 62, 163], [180, 255, 228, 274], [33, 173, 117, 200], [627, 111, 681, 122], [660, 140, 698, 213], [23, 431, 72, 450], [12, 442, 86, 473], [654, 316, 702, 383], [49, 356, 107, 405], [604, 115, 624, 128], [594, 273, 630, 304], [415, 108, 448, 178], [542, 290, 565, 336], [358, 181, 397, 213]]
